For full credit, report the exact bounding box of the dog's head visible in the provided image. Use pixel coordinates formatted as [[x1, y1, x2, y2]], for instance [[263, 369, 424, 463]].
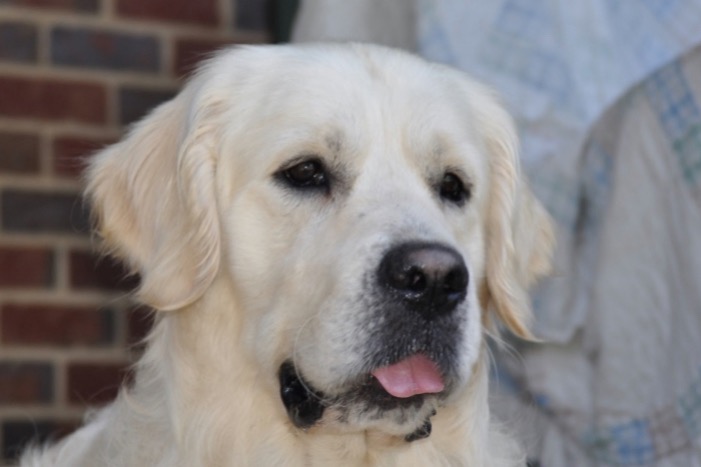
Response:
[[87, 44, 553, 440]]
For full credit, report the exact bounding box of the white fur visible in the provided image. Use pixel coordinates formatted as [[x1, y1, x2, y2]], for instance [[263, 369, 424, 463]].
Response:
[[22, 44, 553, 467]]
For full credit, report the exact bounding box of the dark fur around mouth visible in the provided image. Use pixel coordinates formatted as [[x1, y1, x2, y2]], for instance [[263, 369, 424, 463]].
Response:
[[352, 269, 468, 387], [359, 305, 466, 390], [278, 361, 436, 441], [279, 361, 326, 429]]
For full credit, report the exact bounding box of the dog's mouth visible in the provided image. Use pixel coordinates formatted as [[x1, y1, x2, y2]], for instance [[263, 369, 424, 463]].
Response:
[[278, 354, 446, 441], [278, 361, 326, 430], [370, 353, 445, 398]]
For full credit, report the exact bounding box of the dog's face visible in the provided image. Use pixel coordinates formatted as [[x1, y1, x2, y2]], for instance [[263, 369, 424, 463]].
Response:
[[87, 44, 553, 439], [221, 60, 489, 434]]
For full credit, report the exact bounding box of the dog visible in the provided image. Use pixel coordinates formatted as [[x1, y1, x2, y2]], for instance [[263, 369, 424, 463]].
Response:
[[22, 43, 553, 466]]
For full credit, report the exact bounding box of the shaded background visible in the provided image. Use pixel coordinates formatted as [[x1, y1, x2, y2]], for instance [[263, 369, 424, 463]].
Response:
[[0, 0, 300, 463]]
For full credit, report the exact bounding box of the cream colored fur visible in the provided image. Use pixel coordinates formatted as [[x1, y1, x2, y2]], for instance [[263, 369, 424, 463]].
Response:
[[22, 44, 552, 467]]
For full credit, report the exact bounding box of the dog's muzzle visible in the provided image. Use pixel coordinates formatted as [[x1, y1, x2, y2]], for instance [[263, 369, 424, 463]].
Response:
[[278, 361, 436, 442], [278, 242, 468, 441]]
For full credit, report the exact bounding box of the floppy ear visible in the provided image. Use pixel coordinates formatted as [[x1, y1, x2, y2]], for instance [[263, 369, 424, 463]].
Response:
[[473, 89, 554, 339], [85, 78, 221, 311]]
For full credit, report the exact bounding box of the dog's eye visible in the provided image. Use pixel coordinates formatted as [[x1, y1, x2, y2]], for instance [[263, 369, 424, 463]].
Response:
[[281, 159, 329, 191], [439, 172, 470, 205]]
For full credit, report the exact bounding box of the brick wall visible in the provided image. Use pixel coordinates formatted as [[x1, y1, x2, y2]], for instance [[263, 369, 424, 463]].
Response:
[[0, 0, 270, 463]]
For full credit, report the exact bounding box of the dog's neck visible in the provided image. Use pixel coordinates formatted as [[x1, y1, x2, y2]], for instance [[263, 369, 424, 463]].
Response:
[[116, 278, 512, 466]]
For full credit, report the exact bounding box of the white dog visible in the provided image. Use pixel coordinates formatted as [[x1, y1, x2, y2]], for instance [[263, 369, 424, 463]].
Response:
[[22, 43, 552, 466]]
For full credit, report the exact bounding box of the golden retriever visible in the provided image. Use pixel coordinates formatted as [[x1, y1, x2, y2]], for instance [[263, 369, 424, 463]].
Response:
[[22, 43, 552, 467]]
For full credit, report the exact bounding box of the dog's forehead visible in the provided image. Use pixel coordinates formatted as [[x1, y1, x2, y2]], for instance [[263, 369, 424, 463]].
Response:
[[219, 46, 473, 127], [213, 45, 489, 191]]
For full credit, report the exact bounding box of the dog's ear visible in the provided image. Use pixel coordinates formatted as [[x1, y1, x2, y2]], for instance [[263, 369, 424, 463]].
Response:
[[86, 77, 221, 310], [470, 86, 554, 339]]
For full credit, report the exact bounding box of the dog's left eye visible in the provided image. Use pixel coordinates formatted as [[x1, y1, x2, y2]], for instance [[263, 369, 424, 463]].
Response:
[[279, 159, 329, 191], [439, 172, 470, 205]]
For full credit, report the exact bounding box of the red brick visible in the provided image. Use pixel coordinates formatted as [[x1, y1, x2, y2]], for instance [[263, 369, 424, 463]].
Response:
[[66, 361, 130, 405], [3, 419, 80, 461], [1, 303, 115, 346], [69, 250, 139, 292], [0, 362, 53, 405], [235, 0, 269, 31], [0, 131, 40, 174], [52, 135, 113, 178], [1, 189, 90, 234], [0, 0, 99, 12], [174, 37, 236, 78], [116, 0, 218, 26], [118, 86, 176, 125], [51, 26, 161, 73], [0, 21, 38, 63], [0, 247, 54, 288], [127, 306, 154, 345], [0, 75, 107, 124]]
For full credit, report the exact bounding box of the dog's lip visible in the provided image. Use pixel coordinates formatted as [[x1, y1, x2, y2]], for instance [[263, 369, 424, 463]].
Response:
[[370, 354, 445, 398], [279, 360, 326, 429], [278, 358, 439, 412], [278, 360, 439, 441]]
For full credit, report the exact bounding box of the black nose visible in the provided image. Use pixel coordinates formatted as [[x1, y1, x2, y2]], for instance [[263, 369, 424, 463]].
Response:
[[378, 242, 468, 318]]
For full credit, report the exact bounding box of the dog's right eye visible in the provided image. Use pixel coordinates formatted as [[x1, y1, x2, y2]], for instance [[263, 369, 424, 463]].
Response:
[[279, 159, 329, 191]]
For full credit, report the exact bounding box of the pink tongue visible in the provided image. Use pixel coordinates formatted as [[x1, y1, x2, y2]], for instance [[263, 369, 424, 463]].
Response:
[[371, 354, 445, 398]]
